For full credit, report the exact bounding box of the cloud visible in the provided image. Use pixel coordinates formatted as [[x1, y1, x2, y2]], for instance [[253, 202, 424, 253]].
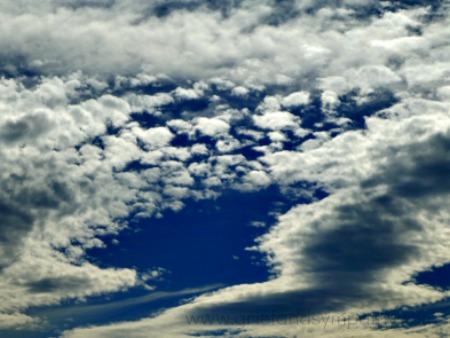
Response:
[[0, 0, 433, 87], [0, 111, 52, 144], [56, 75, 450, 337], [194, 117, 230, 137], [191, 131, 450, 318], [281, 91, 310, 107], [61, 121, 450, 338], [1, 1, 450, 337], [0, 198, 34, 267], [133, 126, 175, 150], [253, 111, 300, 130], [35, 284, 222, 329]]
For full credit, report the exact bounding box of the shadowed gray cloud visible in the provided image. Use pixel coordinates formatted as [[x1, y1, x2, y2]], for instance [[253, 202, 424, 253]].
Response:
[[0, 173, 76, 268], [135, 0, 239, 20], [0, 199, 34, 267], [190, 131, 450, 319], [61, 0, 117, 10], [26, 276, 92, 294], [0, 113, 52, 145]]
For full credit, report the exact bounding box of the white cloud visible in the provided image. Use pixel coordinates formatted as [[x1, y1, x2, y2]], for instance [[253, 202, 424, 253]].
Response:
[[236, 170, 272, 192], [194, 117, 230, 137], [0, 313, 41, 330], [253, 111, 300, 130], [173, 87, 203, 100], [126, 93, 174, 113], [190, 143, 209, 156], [281, 91, 310, 107], [133, 126, 174, 150], [167, 119, 193, 133], [216, 137, 241, 153], [231, 86, 250, 97], [321, 90, 340, 111], [0, 0, 432, 90]]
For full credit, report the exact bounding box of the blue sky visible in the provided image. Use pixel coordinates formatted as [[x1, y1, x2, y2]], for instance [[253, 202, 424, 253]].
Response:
[[1, 1, 450, 338]]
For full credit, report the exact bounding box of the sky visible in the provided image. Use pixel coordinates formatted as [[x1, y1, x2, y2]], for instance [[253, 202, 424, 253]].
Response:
[[1, 0, 450, 337]]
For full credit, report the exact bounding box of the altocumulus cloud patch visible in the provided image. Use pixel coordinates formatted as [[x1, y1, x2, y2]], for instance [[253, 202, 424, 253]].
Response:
[[0, 1, 450, 338]]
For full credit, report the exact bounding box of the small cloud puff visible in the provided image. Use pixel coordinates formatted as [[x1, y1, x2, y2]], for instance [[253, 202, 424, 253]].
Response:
[[281, 91, 310, 107]]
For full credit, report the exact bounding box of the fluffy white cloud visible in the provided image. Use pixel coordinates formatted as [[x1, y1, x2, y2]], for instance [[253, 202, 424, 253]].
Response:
[[253, 111, 300, 130], [0, 0, 428, 87], [173, 87, 203, 100], [133, 126, 174, 150], [194, 117, 230, 137], [281, 91, 310, 107], [236, 170, 272, 192], [61, 98, 450, 338]]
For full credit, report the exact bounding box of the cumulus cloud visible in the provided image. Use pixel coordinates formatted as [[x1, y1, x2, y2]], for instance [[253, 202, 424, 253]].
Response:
[[61, 101, 450, 338], [0, 0, 439, 86], [281, 91, 310, 107], [253, 111, 300, 130], [194, 117, 230, 137], [189, 128, 450, 316]]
